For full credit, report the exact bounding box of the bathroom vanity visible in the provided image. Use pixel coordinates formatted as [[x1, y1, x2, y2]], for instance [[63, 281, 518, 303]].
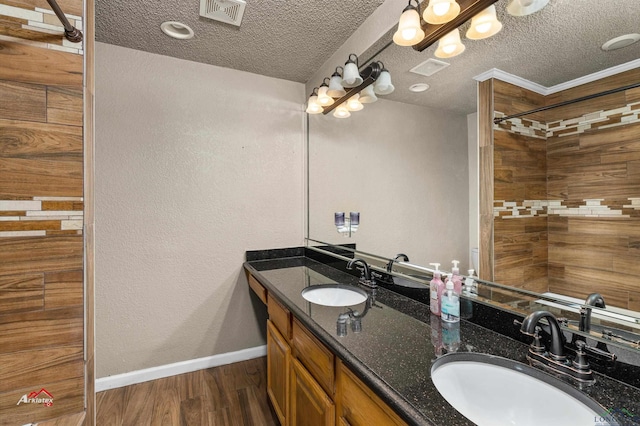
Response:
[[244, 250, 640, 426]]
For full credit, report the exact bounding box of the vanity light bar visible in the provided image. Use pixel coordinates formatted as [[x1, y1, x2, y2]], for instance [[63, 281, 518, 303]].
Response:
[[321, 61, 383, 115], [412, 0, 498, 52]]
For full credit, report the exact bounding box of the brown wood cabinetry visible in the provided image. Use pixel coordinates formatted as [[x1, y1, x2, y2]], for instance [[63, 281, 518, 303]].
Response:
[[267, 320, 290, 426], [268, 293, 292, 340], [336, 360, 407, 426], [292, 317, 335, 397], [248, 272, 407, 426], [290, 358, 335, 426], [249, 273, 268, 304]]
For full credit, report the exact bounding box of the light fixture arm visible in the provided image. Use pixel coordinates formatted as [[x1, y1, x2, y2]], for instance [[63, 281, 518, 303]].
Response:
[[321, 61, 383, 115], [413, 0, 498, 52]]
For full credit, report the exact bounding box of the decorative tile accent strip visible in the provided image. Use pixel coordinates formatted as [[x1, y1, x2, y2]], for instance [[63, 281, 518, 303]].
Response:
[[0, 197, 84, 237], [0, 3, 83, 55], [495, 199, 633, 218], [494, 102, 640, 139], [494, 200, 548, 218], [0, 230, 47, 238], [493, 112, 546, 139], [623, 198, 640, 210]]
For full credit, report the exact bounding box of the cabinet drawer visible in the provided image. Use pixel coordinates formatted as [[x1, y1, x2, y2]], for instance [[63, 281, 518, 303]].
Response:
[[268, 294, 291, 340], [336, 360, 407, 426], [292, 318, 335, 397], [247, 273, 267, 305]]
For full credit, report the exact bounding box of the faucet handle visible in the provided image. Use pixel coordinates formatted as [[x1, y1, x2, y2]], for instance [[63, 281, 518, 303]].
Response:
[[583, 343, 617, 362], [572, 341, 590, 370], [371, 271, 384, 281], [530, 326, 545, 354]]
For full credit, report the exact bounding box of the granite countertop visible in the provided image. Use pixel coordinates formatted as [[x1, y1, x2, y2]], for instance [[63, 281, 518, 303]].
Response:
[[244, 256, 640, 426]]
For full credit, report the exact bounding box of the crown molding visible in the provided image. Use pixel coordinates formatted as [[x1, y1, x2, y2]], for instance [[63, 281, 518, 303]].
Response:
[[473, 68, 548, 94], [473, 58, 640, 96]]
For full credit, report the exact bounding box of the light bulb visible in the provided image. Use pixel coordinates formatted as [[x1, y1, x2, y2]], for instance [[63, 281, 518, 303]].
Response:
[[342, 54, 363, 88], [347, 94, 364, 112], [433, 2, 450, 16], [333, 103, 351, 118], [393, 6, 425, 47], [467, 5, 502, 40], [327, 67, 346, 98], [423, 0, 460, 25], [475, 22, 492, 34], [359, 85, 378, 104], [317, 85, 334, 106], [402, 28, 417, 40], [435, 28, 465, 58], [373, 70, 394, 95], [507, 0, 549, 16], [443, 44, 456, 54], [305, 95, 323, 114]]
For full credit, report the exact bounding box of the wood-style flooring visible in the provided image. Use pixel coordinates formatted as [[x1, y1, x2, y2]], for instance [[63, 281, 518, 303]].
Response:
[[96, 357, 278, 426]]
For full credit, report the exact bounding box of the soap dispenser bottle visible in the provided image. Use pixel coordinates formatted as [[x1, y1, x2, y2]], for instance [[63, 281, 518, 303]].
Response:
[[429, 263, 445, 316], [449, 260, 463, 295], [441, 280, 460, 323], [463, 269, 478, 297]]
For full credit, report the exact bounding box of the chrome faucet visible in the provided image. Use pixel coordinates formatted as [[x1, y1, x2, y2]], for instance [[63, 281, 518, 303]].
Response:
[[580, 293, 606, 333], [347, 258, 376, 288], [518, 310, 596, 383]]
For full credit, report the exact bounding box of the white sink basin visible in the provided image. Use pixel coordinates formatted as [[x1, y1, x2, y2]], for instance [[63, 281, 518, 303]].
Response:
[[431, 353, 611, 426], [301, 284, 368, 307]]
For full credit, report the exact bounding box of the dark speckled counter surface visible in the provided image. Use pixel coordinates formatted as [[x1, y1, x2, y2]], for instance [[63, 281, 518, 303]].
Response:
[[245, 256, 640, 426]]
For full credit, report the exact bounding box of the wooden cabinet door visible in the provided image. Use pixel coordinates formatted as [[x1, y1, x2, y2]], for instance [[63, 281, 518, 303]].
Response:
[[335, 360, 407, 426], [290, 358, 335, 426], [268, 320, 290, 426]]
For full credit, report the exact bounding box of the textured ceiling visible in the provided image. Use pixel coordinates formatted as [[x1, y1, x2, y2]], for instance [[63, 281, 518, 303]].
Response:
[[363, 0, 640, 114], [95, 0, 385, 83], [96, 0, 640, 112]]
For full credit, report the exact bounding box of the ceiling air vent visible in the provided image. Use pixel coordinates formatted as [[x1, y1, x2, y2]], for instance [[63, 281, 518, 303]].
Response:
[[200, 0, 246, 27], [409, 58, 450, 77]]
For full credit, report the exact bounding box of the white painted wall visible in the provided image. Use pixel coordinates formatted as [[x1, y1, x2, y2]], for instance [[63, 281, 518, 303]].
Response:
[[308, 99, 470, 270], [95, 43, 305, 378]]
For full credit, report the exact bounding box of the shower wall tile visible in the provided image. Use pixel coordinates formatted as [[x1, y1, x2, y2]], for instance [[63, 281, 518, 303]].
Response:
[[0, 0, 86, 421], [487, 70, 640, 310], [0, 197, 83, 237], [0, 1, 83, 55]]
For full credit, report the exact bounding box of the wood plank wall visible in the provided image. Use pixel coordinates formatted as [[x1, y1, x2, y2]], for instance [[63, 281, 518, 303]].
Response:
[[478, 79, 494, 281], [545, 69, 640, 310], [482, 69, 640, 309], [0, 0, 87, 424], [491, 80, 549, 293]]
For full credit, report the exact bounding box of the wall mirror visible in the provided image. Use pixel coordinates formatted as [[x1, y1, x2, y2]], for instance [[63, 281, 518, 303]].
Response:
[[306, 0, 640, 351]]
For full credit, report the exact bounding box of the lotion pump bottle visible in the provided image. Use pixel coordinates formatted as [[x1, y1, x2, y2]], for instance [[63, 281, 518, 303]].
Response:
[[441, 281, 460, 323], [429, 263, 444, 316], [450, 260, 463, 295], [463, 269, 478, 296]]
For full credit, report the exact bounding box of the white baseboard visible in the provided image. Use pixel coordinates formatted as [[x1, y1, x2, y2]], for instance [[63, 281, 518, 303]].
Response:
[[95, 345, 267, 393]]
